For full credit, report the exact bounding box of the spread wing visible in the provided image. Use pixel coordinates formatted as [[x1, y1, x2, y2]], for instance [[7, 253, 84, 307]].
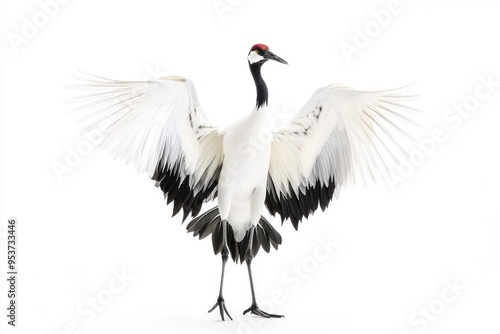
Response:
[[265, 84, 419, 229], [69, 72, 224, 220]]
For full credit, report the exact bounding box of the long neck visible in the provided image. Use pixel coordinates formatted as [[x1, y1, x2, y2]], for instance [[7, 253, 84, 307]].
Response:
[[249, 62, 268, 109]]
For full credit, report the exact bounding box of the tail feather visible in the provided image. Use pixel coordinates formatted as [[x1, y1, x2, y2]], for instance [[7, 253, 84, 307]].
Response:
[[186, 206, 282, 264], [199, 216, 221, 239], [211, 223, 224, 255], [187, 206, 219, 233]]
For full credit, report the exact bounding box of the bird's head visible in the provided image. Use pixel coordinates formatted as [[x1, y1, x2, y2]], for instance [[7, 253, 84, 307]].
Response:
[[247, 44, 288, 65]]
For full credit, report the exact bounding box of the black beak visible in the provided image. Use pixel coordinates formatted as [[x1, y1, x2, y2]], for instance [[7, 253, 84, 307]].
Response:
[[264, 50, 288, 65]]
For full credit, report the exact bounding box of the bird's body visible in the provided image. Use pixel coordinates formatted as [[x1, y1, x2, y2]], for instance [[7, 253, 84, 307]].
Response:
[[70, 43, 419, 320], [220, 105, 271, 241]]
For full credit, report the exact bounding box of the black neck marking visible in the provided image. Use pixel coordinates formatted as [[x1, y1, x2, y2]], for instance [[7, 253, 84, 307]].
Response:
[[249, 61, 268, 109]]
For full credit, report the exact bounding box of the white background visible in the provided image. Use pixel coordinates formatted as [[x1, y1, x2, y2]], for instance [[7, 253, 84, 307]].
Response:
[[1, 0, 500, 333]]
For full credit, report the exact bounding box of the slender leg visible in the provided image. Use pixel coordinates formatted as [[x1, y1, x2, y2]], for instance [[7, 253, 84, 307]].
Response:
[[243, 227, 284, 318], [208, 220, 233, 320]]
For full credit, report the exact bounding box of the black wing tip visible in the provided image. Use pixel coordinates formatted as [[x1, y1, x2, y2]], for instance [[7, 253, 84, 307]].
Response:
[[265, 178, 336, 231], [154, 161, 221, 223]]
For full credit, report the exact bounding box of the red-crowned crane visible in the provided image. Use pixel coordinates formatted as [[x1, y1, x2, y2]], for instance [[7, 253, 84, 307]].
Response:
[[70, 43, 418, 320]]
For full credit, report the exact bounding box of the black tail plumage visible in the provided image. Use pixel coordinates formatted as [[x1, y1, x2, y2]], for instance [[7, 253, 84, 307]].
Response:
[[186, 206, 282, 263]]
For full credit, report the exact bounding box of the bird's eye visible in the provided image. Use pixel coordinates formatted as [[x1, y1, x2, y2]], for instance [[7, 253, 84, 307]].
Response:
[[255, 49, 260, 54]]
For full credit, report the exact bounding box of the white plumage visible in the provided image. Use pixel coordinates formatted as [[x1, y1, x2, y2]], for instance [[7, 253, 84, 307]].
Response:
[[70, 74, 224, 212], [269, 84, 419, 202]]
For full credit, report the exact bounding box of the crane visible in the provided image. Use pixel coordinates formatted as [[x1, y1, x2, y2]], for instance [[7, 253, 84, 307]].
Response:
[[70, 43, 418, 320]]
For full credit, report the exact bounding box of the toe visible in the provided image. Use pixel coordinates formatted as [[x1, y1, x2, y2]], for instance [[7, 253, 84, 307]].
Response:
[[222, 303, 233, 320], [243, 306, 284, 319]]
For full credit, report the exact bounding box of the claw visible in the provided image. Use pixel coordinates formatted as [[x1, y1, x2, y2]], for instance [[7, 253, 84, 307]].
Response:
[[208, 297, 233, 321], [243, 304, 284, 318]]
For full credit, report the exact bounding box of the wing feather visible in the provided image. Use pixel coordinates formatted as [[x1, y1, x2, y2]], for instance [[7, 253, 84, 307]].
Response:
[[69, 71, 223, 220], [266, 84, 419, 229]]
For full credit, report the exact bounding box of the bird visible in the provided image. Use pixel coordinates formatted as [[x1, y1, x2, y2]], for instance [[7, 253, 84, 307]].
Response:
[[69, 43, 419, 321]]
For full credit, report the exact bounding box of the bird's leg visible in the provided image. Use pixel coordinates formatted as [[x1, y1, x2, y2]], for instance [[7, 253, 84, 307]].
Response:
[[208, 220, 233, 321], [243, 226, 284, 318]]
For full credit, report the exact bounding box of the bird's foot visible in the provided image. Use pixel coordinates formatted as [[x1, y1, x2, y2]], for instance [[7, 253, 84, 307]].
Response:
[[208, 296, 233, 321], [243, 303, 284, 318]]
